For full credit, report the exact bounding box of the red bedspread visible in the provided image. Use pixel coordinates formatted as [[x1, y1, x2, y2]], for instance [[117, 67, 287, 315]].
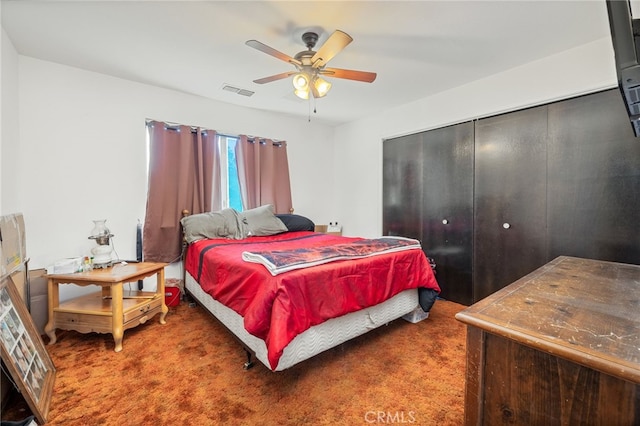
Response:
[[184, 231, 440, 370]]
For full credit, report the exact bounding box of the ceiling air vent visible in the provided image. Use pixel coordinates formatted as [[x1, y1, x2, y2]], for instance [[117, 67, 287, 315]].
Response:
[[222, 84, 254, 97]]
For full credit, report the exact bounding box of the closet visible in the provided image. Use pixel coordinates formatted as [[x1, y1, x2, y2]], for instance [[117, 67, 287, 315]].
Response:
[[473, 105, 548, 301], [383, 89, 640, 305], [383, 122, 474, 304], [546, 92, 640, 265]]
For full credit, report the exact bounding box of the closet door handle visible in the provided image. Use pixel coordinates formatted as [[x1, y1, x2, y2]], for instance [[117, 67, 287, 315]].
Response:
[[503, 222, 511, 229], [442, 219, 449, 225]]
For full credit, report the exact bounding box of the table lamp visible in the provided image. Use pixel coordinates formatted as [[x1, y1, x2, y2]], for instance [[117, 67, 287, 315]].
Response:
[[88, 219, 114, 268]]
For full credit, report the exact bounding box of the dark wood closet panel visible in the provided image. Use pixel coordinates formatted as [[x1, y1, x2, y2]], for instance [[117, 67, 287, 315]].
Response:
[[421, 123, 474, 305], [547, 89, 640, 264], [473, 106, 548, 301], [383, 123, 474, 305], [382, 133, 424, 241]]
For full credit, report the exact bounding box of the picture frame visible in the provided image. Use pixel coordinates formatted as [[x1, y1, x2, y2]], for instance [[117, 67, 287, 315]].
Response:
[[0, 274, 55, 424]]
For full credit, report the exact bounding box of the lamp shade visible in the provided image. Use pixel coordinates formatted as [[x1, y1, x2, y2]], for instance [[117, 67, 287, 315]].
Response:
[[294, 88, 310, 99], [312, 77, 332, 98], [292, 73, 310, 91]]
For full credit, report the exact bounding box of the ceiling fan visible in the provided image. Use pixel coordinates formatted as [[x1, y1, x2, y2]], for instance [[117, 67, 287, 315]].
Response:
[[245, 30, 377, 100]]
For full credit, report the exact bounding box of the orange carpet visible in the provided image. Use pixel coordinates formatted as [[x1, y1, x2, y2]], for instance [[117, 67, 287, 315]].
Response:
[[2, 298, 467, 425]]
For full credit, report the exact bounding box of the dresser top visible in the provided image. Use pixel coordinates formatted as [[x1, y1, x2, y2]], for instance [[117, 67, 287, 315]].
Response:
[[456, 256, 640, 383]]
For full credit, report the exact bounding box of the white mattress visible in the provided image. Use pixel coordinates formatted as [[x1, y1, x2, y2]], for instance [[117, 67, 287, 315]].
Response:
[[185, 271, 419, 371]]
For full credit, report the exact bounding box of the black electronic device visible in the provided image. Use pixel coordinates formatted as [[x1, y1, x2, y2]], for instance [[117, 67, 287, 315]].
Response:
[[136, 220, 143, 290], [606, 0, 640, 137]]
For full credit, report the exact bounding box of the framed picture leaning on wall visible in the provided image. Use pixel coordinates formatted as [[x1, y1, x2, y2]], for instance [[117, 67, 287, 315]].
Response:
[[0, 274, 55, 424]]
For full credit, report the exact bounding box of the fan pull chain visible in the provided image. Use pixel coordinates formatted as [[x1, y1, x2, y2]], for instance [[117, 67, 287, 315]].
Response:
[[306, 95, 318, 122]]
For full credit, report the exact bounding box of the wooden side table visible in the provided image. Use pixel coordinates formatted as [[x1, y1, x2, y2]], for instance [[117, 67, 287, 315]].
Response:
[[455, 256, 640, 425], [44, 262, 168, 352], [314, 225, 342, 236]]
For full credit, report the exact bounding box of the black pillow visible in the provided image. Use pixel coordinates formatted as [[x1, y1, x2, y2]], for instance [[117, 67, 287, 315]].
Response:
[[275, 214, 315, 232]]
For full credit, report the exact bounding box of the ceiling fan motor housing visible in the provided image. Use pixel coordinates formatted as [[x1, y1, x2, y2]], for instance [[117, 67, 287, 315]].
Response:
[[294, 51, 316, 67], [301, 32, 319, 49]]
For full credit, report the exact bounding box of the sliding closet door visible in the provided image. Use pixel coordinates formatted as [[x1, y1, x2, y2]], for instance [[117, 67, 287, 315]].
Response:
[[547, 89, 640, 264], [383, 133, 424, 241], [473, 106, 548, 301], [421, 122, 474, 305]]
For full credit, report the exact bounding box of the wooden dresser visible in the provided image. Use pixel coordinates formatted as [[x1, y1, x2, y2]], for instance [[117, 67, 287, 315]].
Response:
[[455, 256, 640, 425]]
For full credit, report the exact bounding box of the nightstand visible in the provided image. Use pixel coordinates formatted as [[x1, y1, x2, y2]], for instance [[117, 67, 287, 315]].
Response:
[[44, 262, 168, 352], [314, 224, 342, 236]]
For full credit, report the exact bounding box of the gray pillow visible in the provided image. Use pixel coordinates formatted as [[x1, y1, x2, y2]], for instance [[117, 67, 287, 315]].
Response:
[[180, 208, 247, 243], [240, 205, 288, 237]]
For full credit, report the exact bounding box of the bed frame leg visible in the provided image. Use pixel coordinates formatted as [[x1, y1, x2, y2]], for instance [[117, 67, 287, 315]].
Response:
[[243, 349, 254, 370], [184, 292, 197, 308]]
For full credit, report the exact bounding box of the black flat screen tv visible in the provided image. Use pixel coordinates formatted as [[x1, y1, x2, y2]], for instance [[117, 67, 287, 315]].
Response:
[[606, 0, 640, 137]]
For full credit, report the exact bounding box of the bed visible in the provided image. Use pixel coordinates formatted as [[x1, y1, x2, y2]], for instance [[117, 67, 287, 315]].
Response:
[[181, 206, 440, 371]]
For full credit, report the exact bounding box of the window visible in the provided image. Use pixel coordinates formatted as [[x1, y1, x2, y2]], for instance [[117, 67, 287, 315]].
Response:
[[218, 135, 243, 211], [145, 120, 294, 263], [145, 125, 243, 212]]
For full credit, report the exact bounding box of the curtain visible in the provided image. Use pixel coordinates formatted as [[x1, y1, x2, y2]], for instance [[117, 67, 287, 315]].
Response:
[[235, 135, 293, 213], [143, 121, 219, 262]]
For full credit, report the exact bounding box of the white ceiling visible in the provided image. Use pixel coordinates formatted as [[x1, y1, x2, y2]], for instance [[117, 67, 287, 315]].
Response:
[[1, 0, 613, 126]]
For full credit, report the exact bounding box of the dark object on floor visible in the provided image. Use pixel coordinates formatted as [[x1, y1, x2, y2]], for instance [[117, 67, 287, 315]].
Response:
[[1, 415, 36, 426], [419, 287, 438, 312], [418, 257, 438, 312]]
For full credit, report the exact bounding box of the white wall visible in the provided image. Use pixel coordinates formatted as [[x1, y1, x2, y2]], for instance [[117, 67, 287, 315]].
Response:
[[333, 38, 619, 238], [9, 54, 336, 299], [1, 26, 20, 214]]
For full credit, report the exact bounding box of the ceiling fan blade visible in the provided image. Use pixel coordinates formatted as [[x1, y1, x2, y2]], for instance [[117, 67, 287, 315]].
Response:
[[311, 30, 353, 67], [246, 40, 302, 66], [321, 67, 377, 83], [253, 72, 296, 84]]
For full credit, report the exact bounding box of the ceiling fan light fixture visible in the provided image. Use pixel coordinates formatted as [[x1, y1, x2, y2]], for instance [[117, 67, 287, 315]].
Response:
[[292, 72, 310, 91], [312, 76, 332, 98], [247, 29, 376, 110], [294, 88, 310, 100]]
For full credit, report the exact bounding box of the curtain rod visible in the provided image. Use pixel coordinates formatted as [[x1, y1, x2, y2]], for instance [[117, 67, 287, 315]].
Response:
[[145, 119, 282, 143], [145, 119, 218, 134], [245, 136, 284, 145]]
